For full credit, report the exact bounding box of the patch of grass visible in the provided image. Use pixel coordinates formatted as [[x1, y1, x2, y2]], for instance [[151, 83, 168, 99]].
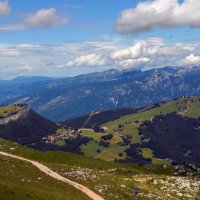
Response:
[[140, 148, 154, 159], [80, 129, 123, 159], [56, 128, 67, 135], [96, 145, 129, 161], [81, 129, 122, 145], [183, 97, 200, 118], [81, 140, 106, 157], [55, 140, 66, 147], [81, 130, 102, 142]]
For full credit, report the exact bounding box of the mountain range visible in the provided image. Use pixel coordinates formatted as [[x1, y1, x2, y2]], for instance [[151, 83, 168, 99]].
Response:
[[1, 66, 200, 121]]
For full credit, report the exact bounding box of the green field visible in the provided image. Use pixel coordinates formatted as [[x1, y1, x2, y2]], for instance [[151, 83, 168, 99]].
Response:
[[55, 139, 66, 146]]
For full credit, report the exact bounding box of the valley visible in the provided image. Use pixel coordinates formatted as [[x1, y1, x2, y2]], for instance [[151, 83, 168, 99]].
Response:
[[0, 96, 200, 200], [62, 96, 200, 165]]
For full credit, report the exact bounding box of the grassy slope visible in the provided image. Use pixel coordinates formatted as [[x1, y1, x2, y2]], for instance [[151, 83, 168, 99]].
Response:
[[0, 139, 200, 200], [0, 155, 89, 200], [81, 97, 200, 162], [80, 129, 124, 161]]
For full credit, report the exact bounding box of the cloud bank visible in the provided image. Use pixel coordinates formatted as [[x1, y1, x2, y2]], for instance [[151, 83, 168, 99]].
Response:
[[0, 37, 200, 78], [117, 0, 200, 34], [62, 37, 200, 69]]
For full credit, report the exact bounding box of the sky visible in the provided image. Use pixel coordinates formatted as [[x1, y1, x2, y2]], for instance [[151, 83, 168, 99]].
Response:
[[0, 0, 200, 79]]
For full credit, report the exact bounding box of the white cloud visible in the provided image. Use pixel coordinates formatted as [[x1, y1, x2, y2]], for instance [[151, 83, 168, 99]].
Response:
[[17, 44, 41, 49], [0, 8, 68, 31], [118, 57, 150, 68], [59, 54, 106, 68], [24, 8, 62, 28], [0, 46, 20, 57], [109, 38, 200, 68], [0, 1, 10, 16], [110, 38, 167, 61], [111, 40, 148, 60], [117, 0, 200, 34], [178, 54, 200, 66], [17, 63, 33, 71]]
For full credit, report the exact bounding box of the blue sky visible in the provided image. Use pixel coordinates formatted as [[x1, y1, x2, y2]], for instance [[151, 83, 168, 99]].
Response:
[[0, 0, 200, 79]]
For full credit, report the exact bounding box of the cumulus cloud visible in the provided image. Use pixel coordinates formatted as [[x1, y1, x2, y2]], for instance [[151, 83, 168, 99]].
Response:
[[118, 57, 150, 68], [0, 8, 68, 31], [111, 40, 148, 60], [0, 1, 10, 16], [58, 54, 106, 68], [110, 38, 200, 68], [117, 0, 200, 34], [110, 38, 165, 62], [179, 54, 200, 65], [24, 8, 63, 28]]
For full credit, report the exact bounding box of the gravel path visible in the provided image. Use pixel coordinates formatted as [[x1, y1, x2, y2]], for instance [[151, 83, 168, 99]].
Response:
[[0, 151, 104, 200]]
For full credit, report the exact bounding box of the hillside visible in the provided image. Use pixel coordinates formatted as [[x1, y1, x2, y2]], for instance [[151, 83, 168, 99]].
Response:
[[2, 66, 200, 121], [1, 139, 200, 200], [0, 105, 90, 154], [61, 108, 138, 129], [67, 97, 200, 166], [0, 104, 57, 145], [0, 141, 90, 200]]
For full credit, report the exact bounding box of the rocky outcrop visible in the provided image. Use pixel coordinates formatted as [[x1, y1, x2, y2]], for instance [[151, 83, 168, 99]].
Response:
[[0, 107, 30, 125]]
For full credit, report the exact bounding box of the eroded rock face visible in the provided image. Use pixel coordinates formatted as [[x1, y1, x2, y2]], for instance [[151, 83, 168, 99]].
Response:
[[0, 106, 30, 125]]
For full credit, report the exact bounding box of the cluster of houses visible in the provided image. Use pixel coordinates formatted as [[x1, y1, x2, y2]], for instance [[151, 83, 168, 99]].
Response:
[[43, 128, 82, 144]]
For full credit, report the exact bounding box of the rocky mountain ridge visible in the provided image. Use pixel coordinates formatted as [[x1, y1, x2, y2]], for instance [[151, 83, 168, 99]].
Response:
[[2, 66, 200, 121], [0, 106, 30, 125]]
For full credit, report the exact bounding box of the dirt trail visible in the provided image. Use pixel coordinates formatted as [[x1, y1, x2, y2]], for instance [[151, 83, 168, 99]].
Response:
[[179, 100, 191, 116], [0, 151, 104, 200], [103, 126, 121, 136]]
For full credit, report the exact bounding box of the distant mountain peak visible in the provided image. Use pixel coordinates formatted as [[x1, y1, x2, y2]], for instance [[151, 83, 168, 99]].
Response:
[[11, 76, 64, 83]]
